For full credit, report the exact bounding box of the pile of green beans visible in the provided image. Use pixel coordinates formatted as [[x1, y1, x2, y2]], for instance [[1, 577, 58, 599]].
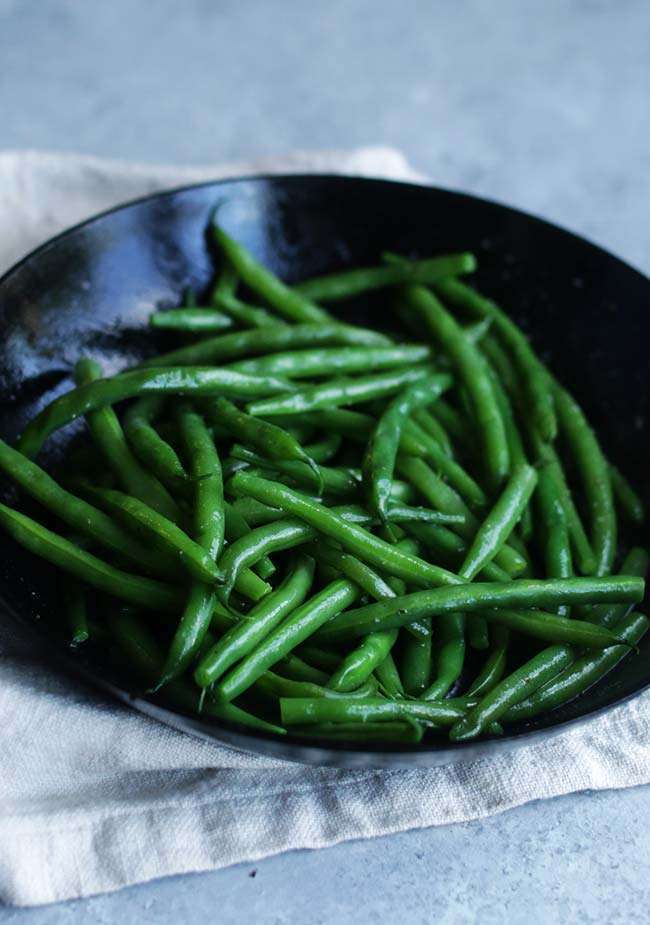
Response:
[[2, 214, 647, 746]]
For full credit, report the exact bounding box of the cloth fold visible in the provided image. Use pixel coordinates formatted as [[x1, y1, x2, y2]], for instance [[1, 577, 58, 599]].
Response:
[[0, 147, 649, 907]]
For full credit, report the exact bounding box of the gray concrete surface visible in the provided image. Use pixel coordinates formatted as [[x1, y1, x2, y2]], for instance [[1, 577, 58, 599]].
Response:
[[2, 784, 650, 925], [1, 0, 649, 921]]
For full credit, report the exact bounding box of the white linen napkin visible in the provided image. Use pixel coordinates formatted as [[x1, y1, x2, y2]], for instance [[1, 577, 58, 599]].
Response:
[[1, 147, 649, 907]]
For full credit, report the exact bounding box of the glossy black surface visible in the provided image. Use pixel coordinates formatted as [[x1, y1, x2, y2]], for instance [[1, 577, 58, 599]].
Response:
[[0, 175, 648, 767]]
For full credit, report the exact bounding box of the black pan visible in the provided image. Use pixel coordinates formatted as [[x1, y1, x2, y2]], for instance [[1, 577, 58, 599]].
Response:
[[0, 175, 647, 767]]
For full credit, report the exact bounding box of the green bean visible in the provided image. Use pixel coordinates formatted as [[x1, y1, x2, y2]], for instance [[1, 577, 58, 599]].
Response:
[[231, 344, 432, 379], [317, 576, 645, 642], [0, 501, 182, 610], [435, 277, 557, 442], [294, 645, 342, 674], [450, 644, 574, 740], [275, 654, 330, 685], [458, 464, 538, 580], [149, 308, 233, 332], [310, 536, 431, 642], [138, 322, 390, 368], [295, 253, 476, 302], [375, 651, 406, 698], [217, 518, 316, 602], [228, 472, 463, 589], [486, 364, 532, 538], [247, 366, 434, 418], [213, 223, 331, 322], [328, 629, 399, 693], [73, 358, 180, 522], [609, 464, 645, 526], [481, 334, 521, 396], [156, 407, 227, 687], [215, 578, 361, 702], [406, 285, 509, 489], [0, 437, 169, 576], [213, 292, 284, 328], [204, 396, 320, 480], [479, 608, 624, 648], [554, 387, 616, 575], [290, 721, 423, 744], [422, 613, 465, 700], [534, 440, 597, 575], [123, 397, 189, 494], [80, 484, 222, 584], [427, 398, 470, 448], [503, 612, 649, 722], [468, 619, 490, 651], [210, 261, 238, 301], [64, 578, 89, 645], [225, 498, 271, 552], [298, 408, 378, 443], [194, 555, 315, 687], [223, 501, 274, 580], [19, 366, 293, 459], [580, 547, 648, 627], [285, 405, 484, 509], [111, 608, 285, 736], [180, 406, 226, 560], [397, 456, 526, 576], [305, 540, 398, 601], [404, 521, 512, 584], [400, 621, 433, 695], [467, 626, 510, 697], [362, 373, 453, 523], [241, 493, 426, 529], [535, 464, 573, 616], [254, 672, 377, 701], [402, 419, 488, 507], [230, 445, 357, 498], [280, 696, 466, 728], [464, 317, 493, 345], [411, 408, 453, 456], [304, 433, 342, 465]]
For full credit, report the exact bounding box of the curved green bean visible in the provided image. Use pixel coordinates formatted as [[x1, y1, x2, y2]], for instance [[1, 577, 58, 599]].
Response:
[[609, 464, 645, 526], [280, 696, 466, 728], [555, 387, 616, 575], [449, 645, 574, 740], [466, 625, 510, 698], [123, 396, 189, 492], [149, 308, 233, 332], [535, 463, 573, 617], [247, 366, 434, 418], [327, 629, 399, 693], [195, 556, 315, 688], [503, 611, 649, 722], [215, 578, 361, 702], [20, 366, 293, 459], [458, 464, 538, 580], [362, 372, 452, 523], [406, 285, 509, 489], [435, 277, 557, 442], [213, 292, 283, 328], [295, 252, 476, 302], [0, 501, 182, 610], [73, 358, 180, 522], [213, 222, 332, 323], [231, 345, 432, 379], [317, 576, 645, 642], [422, 613, 465, 700]]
